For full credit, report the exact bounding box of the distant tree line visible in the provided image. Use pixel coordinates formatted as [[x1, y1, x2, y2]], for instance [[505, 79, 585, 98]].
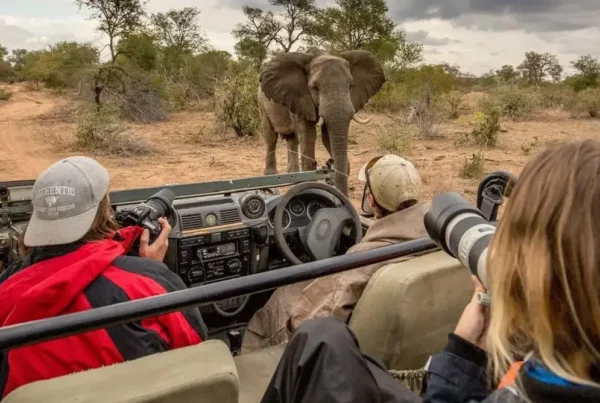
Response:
[[0, 0, 599, 130]]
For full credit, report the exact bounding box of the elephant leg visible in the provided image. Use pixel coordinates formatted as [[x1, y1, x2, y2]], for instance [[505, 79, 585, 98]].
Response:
[[262, 113, 278, 175], [294, 117, 317, 171], [286, 134, 300, 173]]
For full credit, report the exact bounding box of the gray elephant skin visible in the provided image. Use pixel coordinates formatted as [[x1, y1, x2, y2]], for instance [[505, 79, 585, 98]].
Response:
[[258, 48, 386, 196]]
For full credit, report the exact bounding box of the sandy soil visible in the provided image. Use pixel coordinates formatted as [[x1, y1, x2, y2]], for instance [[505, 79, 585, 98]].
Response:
[[2, 83, 600, 206]]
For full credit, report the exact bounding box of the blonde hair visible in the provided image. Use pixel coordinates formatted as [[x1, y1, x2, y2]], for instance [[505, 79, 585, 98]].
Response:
[[486, 139, 600, 389]]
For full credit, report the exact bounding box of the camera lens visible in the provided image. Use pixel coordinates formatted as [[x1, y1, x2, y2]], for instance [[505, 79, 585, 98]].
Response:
[[424, 192, 496, 288]]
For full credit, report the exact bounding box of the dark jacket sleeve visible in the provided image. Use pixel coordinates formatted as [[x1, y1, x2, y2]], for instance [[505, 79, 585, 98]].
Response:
[[112, 256, 209, 342], [422, 333, 490, 403]]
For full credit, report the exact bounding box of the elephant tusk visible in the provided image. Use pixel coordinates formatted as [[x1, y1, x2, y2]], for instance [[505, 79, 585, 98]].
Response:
[[317, 117, 324, 127], [352, 114, 372, 124]]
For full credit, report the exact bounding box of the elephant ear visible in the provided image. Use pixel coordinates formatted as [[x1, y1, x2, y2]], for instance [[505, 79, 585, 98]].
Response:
[[260, 52, 317, 121], [341, 50, 386, 112]]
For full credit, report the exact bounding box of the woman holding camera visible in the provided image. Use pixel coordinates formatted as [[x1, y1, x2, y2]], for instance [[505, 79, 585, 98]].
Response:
[[0, 157, 207, 399], [262, 139, 600, 403]]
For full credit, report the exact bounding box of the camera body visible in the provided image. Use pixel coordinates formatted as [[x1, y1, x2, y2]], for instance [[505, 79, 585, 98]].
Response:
[[117, 188, 176, 241]]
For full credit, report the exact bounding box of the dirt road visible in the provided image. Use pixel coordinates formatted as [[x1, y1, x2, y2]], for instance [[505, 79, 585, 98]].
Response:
[[0, 86, 69, 179]]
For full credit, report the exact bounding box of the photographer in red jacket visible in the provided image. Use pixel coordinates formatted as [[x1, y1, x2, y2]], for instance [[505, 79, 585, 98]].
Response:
[[0, 156, 208, 399]]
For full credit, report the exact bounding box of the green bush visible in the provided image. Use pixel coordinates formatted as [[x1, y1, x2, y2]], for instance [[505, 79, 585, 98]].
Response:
[[0, 88, 12, 101], [479, 85, 536, 119], [76, 104, 154, 156], [376, 123, 413, 155], [460, 152, 485, 179], [21, 42, 98, 89], [443, 90, 464, 119], [0, 61, 12, 82], [577, 88, 600, 118], [214, 63, 260, 137], [369, 82, 410, 113], [521, 137, 541, 156], [472, 110, 501, 147], [537, 83, 576, 109]]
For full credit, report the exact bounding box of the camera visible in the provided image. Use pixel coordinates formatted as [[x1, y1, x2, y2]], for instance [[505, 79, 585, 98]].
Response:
[[424, 172, 517, 289], [117, 189, 176, 241]]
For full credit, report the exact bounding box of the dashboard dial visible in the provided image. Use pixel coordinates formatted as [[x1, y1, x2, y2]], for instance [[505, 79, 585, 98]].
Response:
[[289, 199, 306, 216], [268, 209, 291, 230], [307, 201, 326, 220], [205, 213, 218, 227]]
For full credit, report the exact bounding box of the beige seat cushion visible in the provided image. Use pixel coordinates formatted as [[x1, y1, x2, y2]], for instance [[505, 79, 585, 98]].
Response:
[[235, 344, 286, 403], [349, 251, 473, 371], [4, 340, 238, 403]]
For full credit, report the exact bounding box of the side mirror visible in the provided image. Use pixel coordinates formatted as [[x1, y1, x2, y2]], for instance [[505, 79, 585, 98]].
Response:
[[360, 183, 374, 218]]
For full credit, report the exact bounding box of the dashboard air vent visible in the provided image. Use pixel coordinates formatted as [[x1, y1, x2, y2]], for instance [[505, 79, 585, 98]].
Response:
[[220, 208, 241, 225], [180, 214, 204, 231]]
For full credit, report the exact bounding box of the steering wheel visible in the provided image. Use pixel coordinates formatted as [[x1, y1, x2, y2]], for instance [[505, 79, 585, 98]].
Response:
[[273, 182, 363, 265]]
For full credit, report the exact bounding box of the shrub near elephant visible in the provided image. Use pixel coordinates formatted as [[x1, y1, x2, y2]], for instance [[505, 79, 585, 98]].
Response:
[[258, 48, 386, 195]]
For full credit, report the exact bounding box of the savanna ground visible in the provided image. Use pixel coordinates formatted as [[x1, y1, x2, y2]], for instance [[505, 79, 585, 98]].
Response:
[[2, 82, 599, 207]]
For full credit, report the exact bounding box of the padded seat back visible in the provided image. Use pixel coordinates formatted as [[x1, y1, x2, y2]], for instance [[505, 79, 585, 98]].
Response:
[[4, 340, 238, 403], [349, 251, 472, 370], [235, 344, 286, 403]]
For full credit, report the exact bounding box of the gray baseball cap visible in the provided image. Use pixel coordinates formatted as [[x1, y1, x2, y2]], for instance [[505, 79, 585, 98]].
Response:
[[24, 156, 110, 247]]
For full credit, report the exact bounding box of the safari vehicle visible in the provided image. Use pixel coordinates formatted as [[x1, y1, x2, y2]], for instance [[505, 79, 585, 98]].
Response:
[[0, 169, 513, 403]]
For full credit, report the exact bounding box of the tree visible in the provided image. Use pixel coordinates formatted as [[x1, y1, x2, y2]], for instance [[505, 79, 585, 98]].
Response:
[[496, 65, 518, 82], [304, 0, 417, 64], [117, 32, 159, 71], [8, 49, 28, 72], [517, 52, 563, 85], [270, 0, 315, 52], [570, 55, 600, 91], [74, 0, 147, 64], [151, 7, 207, 53], [232, 7, 280, 68], [20, 42, 98, 88], [0, 44, 7, 61]]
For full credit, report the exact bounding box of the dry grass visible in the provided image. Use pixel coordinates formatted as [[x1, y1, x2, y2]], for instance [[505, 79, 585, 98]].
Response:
[[4, 84, 600, 207]]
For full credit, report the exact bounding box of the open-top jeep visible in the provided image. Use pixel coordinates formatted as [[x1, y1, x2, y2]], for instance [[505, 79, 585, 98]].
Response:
[[0, 169, 514, 402]]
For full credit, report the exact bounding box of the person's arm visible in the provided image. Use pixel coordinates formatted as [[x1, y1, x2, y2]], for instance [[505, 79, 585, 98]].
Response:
[[152, 265, 209, 346], [423, 276, 492, 402], [422, 333, 489, 402]]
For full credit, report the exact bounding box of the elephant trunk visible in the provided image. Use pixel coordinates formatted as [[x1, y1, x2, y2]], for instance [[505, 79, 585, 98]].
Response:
[[325, 118, 350, 196]]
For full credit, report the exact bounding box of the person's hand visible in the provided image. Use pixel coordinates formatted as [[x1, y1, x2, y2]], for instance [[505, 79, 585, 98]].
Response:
[[139, 217, 171, 262], [454, 276, 490, 350]]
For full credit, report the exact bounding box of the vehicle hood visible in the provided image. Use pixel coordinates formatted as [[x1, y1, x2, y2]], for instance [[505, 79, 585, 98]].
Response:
[[0, 227, 143, 327]]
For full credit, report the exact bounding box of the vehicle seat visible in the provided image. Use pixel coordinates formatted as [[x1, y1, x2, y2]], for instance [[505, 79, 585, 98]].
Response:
[[4, 340, 239, 403], [349, 250, 472, 371], [235, 344, 286, 402]]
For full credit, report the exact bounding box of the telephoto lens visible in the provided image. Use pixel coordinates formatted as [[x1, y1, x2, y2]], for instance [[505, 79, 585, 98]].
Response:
[[144, 189, 176, 222], [424, 193, 496, 288]]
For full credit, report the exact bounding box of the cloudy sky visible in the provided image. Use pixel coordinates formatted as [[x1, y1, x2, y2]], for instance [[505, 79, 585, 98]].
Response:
[[1, 0, 599, 75]]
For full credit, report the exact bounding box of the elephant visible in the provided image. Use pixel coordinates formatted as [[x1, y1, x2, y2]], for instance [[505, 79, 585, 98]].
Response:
[[258, 48, 386, 196]]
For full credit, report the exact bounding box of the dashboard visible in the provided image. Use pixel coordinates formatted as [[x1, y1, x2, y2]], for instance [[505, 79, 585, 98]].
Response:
[[267, 194, 335, 232], [113, 187, 340, 295]]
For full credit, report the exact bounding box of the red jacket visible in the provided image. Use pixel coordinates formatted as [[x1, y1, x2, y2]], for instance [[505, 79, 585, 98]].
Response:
[[0, 227, 207, 398]]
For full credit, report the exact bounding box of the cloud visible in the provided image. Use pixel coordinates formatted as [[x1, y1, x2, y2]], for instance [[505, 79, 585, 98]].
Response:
[[0, 16, 99, 51], [406, 29, 460, 46], [389, 1, 600, 33]]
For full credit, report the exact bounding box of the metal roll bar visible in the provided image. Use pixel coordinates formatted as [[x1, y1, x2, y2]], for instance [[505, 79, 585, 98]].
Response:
[[0, 237, 438, 351]]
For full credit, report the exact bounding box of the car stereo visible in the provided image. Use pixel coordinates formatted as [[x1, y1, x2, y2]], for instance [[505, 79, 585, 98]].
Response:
[[170, 227, 253, 287]]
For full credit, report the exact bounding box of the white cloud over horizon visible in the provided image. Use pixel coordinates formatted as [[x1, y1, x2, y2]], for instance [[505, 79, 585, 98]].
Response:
[[1, 0, 599, 76]]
